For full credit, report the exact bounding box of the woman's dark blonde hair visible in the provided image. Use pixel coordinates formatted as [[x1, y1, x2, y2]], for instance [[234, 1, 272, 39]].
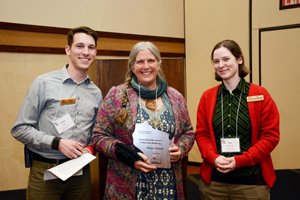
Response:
[[114, 41, 165, 125], [211, 39, 249, 81]]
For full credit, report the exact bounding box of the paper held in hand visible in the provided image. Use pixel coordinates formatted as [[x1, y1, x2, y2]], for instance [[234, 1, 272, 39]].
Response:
[[133, 121, 173, 169], [44, 153, 96, 181]]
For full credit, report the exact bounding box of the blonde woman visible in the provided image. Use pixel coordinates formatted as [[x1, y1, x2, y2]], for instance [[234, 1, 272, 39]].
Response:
[[92, 41, 195, 199]]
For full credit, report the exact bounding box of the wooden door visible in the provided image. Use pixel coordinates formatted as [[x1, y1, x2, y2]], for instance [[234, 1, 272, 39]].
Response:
[[92, 58, 187, 200]]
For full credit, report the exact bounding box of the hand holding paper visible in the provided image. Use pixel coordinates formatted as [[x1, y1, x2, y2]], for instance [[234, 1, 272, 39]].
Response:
[[44, 153, 96, 181], [169, 144, 181, 163], [134, 152, 157, 173]]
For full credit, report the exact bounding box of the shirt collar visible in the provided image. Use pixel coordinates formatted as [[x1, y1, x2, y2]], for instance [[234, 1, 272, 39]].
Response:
[[61, 64, 91, 84], [218, 78, 247, 95]]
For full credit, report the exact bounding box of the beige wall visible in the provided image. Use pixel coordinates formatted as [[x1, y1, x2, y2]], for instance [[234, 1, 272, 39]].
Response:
[[185, 0, 249, 163], [251, 0, 300, 84], [0, 0, 184, 38], [251, 0, 300, 169], [260, 29, 300, 169], [0, 0, 184, 191], [0, 53, 68, 191]]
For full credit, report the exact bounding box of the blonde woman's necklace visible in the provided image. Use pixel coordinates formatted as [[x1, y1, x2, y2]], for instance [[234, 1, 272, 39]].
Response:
[[145, 99, 156, 110], [139, 85, 161, 128]]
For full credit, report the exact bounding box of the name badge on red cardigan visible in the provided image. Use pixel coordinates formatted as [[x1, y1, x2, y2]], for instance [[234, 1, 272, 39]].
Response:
[[247, 95, 264, 102], [221, 138, 241, 153]]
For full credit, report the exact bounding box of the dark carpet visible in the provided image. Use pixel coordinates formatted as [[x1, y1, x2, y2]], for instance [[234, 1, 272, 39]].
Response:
[[1, 169, 299, 199], [187, 169, 300, 200], [0, 189, 26, 200]]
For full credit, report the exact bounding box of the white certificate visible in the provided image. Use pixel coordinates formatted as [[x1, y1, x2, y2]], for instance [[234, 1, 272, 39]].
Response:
[[133, 121, 173, 169], [44, 153, 96, 181]]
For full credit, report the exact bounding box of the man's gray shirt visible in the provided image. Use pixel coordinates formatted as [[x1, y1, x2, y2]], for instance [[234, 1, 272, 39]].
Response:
[[11, 65, 103, 159]]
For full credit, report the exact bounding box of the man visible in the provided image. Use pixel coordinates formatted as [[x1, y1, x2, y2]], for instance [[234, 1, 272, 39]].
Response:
[[11, 26, 102, 200]]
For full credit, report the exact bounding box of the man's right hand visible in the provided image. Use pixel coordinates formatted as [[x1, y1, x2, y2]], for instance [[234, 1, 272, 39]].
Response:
[[58, 139, 84, 159]]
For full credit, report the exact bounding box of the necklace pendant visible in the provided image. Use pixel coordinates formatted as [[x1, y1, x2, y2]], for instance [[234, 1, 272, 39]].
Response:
[[145, 99, 156, 110]]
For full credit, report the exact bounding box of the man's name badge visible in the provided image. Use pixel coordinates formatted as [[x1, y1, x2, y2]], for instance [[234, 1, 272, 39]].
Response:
[[221, 138, 241, 153], [61, 98, 76, 105], [53, 114, 75, 134], [247, 95, 264, 102]]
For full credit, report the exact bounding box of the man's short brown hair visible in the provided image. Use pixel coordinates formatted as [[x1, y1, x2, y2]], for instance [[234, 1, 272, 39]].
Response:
[[67, 26, 99, 47]]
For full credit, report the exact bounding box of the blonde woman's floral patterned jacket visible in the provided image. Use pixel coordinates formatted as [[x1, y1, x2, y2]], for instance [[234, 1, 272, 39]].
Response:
[[92, 83, 195, 200]]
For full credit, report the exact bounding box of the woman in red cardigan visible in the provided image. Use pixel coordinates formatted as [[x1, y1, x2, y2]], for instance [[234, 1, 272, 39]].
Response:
[[195, 39, 280, 200]]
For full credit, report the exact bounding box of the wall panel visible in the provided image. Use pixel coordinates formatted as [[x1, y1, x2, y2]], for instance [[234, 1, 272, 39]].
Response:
[[260, 27, 300, 169], [252, 0, 300, 169]]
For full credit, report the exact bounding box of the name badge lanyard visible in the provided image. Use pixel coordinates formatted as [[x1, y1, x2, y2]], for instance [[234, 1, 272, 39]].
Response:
[[53, 82, 67, 123], [220, 90, 242, 153], [52, 82, 82, 134]]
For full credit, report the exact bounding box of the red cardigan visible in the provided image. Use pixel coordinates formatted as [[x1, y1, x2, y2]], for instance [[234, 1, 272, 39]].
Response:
[[195, 83, 280, 188]]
